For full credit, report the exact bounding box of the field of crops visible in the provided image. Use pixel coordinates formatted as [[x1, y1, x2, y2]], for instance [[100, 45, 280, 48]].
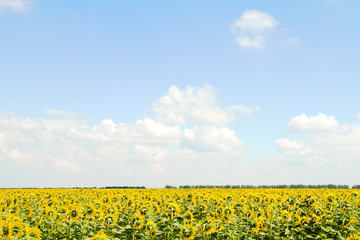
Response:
[[1, 188, 359, 239]]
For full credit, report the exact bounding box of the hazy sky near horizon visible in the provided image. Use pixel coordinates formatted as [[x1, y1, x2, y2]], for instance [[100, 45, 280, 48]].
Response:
[[0, 0, 359, 188]]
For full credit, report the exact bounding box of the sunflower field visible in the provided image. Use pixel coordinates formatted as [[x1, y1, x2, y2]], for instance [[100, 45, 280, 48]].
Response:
[[1, 188, 360, 239]]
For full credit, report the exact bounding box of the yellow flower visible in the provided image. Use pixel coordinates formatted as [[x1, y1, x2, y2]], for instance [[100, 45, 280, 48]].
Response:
[[348, 234, 360, 240], [69, 206, 81, 221], [11, 220, 23, 237], [0, 221, 12, 239], [145, 221, 157, 237], [103, 214, 117, 228], [180, 224, 196, 240], [166, 202, 181, 216], [91, 229, 108, 240], [131, 213, 144, 229], [198, 216, 216, 236], [84, 204, 96, 219], [184, 210, 194, 224]]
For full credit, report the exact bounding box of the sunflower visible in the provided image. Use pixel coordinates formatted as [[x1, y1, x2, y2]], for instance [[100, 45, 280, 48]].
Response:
[[151, 203, 160, 214], [198, 216, 216, 236], [145, 221, 157, 237], [196, 203, 206, 213], [215, 206, 223, 216], [166, 202, 181, 217], [222, 207, 233, 223], [69, 206, 81, 221], [11, 220, 23, 237], [183, 210, 194, 224], [180, 224, 196, 240], [0, 221, 12, 239], [213, 219, 224, 232], [131, 213, 144, 229], [25, 225, 41, 240], [45, 205, 56, 219], [91, 229, 108, 240], [23, 206, 33, 218], [280, 210, 290, 222], [348, 234, 360, 240], [84, 204, 96, 219], [103, 214, 117, 228], [292, 215, 302, 226], [94, 209, 104, 222], [139, 205, 150, 217], [105, 205, 117, 216]]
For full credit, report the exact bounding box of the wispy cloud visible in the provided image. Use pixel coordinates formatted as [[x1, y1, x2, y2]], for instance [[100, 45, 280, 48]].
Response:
[[0, 0, 36, 12], [282, 37, 301, 47]]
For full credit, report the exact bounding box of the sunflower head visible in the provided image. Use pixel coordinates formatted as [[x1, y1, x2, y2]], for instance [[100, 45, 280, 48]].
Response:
[[85, 204, 96, 218], [181, 224, 196, 240], [139, 206, 149, 216], [198, 216, 215, 236], [1, 221, 12, 238], [11, 221, 23, 237], [166, 202, 181, 216], [104, 215, 117, 228], [91, 229, 108, 240], [145, 220, 157, 237], [131, 213, 144, 229]]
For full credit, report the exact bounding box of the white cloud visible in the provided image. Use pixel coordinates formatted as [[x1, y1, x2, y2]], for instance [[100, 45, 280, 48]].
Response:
[[153, 85, 259, 125], [0, 0, 36, 12], [154, 85, 229, 125], [183, 126, 243, 153], [232, 10, 279, 34], [0, 84, 253, 187], [45, 110, 77, 117], [357, 112, 360, 120], [276, 138, 311, 156], [54, 158, 86, 173], [230, 104, 261, 116], [231, 10, 278, 50], [234, 36, 265, 50], [270, 113, 360, 183], [231, 9, 299, 50], [288, 113, 339, 133]]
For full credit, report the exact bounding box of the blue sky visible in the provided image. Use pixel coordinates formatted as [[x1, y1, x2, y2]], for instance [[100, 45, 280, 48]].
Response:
[[0, 0, 359, 188]]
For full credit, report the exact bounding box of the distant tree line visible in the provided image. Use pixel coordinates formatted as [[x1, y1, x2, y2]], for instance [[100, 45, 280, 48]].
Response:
[[102, 186, 146, 189], [2, 184, 360, 189], [170, 184, 354, 189]]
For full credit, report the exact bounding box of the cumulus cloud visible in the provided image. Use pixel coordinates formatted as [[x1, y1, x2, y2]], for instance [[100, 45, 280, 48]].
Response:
[[288, 113, 339, 133], [0, 84, 254, 187], [234, 36, 266, 50], [0, 0, 36, 12], [231, 10, 279, 50], [183, 126, 243, 153], [231, 9, 300, 50], [232, 10, 279, 33], [276, 138, 312, 156], [271, 113, 360, 182], [153, 84, 259, 125]]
